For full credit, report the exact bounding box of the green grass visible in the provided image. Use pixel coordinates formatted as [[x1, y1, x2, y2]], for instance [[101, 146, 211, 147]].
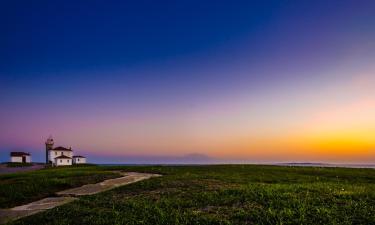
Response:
[[0, 165, 120, 208], [5, 165, 375, 225]]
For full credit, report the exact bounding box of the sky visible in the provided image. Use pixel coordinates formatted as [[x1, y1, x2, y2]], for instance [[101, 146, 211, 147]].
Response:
[[1, 0, 375, 164]]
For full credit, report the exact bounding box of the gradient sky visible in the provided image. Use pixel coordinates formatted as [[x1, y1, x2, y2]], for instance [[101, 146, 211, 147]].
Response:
[[1, 0, 375, 163]]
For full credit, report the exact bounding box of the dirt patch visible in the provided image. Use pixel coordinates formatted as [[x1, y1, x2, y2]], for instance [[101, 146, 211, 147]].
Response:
[[0, 164, 44, 175]]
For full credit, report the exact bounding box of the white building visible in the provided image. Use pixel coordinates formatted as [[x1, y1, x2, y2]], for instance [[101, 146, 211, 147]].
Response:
[[45, 136, 86, 166], [48, 146, 73, 164], [10, 152, 31, 163], [54, 155, 72, 166], [73, 156, 86, 164]]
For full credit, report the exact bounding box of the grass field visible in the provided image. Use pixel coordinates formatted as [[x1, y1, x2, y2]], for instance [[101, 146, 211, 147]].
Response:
[[0, 165, 120, 208], [3, 165, 375, 225]]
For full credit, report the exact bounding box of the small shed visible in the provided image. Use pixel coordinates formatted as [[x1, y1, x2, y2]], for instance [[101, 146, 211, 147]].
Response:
[[73, 156, 86, 164], [54, 155, 72, 166], [10, 152, 31, 163]]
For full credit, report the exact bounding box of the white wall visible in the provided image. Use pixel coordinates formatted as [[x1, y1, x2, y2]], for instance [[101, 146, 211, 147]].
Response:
[[11, 156, 22, 163], [55, 158, 72, 166], [49, 150, 73, 163], [73, 157, 86, 164], [10, 156, 31, 163]]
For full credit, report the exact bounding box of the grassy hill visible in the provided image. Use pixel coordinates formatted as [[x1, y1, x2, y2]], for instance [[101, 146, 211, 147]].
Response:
[[3, 165, 375, 225]]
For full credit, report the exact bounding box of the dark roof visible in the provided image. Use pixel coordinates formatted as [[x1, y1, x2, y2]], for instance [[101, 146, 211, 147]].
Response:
[[10, 152, 30, 157], [52, 146, 72, 151], [73, 155, 86, 158], [55, 155, 72, 159]]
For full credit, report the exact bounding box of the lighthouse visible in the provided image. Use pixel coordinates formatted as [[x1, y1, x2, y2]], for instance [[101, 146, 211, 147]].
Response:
[[45, 136, 54, 164]]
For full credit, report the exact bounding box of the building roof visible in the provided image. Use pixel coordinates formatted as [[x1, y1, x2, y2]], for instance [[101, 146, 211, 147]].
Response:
[[55, 155, 72, 159], [10, 152, 30, 157], [73, 155, 86, 158], [52, 146, 72, 151]]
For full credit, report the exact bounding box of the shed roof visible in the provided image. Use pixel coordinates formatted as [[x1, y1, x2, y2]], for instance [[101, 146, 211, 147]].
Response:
[[10, 152, 30, 157]]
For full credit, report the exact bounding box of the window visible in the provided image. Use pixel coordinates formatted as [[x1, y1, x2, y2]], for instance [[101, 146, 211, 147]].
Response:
[[78, 158, 80, 161], [55, 152, 57, 155], [60, 160, 62, 163], [61, 152, 63, 155], [67, 160, 70, 163]]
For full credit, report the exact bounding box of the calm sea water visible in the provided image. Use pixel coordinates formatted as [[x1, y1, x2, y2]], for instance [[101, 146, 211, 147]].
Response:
[[100, 163, 375, 169], [275, 163, 375, 169]]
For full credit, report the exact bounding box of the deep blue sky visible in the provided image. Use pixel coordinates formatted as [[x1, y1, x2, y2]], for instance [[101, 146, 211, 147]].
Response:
[[1, 0, 282, 74], [1, 1, 375, 163]]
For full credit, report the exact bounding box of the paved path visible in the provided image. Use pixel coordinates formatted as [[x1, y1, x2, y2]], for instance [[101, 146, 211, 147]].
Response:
[[0, 172, 160, 224], [57, 172, 158, 196]]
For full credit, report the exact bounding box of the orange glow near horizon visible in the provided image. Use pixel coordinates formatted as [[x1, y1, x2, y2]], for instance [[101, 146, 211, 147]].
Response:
[[1, 68, 374, 163], [34, 75, 375, 163]]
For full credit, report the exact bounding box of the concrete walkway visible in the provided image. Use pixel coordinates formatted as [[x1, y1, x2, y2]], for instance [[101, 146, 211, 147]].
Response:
[[57, 172, 158, 196], [0, 172, 160, 224]]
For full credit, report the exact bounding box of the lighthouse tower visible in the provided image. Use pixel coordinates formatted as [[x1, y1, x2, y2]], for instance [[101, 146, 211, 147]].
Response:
[[45, 136, 54, 164]]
